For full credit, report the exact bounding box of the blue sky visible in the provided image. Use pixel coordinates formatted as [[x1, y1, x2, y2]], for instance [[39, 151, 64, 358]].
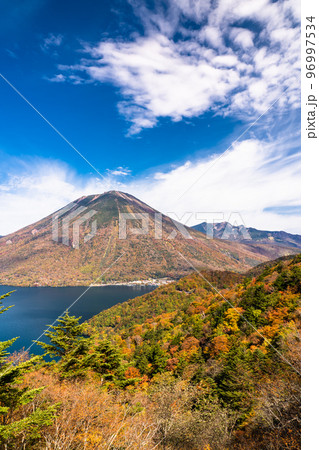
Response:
[[0, 0, 301, 235]]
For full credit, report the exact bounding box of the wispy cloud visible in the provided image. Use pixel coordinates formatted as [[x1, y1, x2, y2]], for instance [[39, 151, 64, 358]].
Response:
[[132, 136, 301, 233], [49, 0, 300, 134], [5, 49, 18, 59], [45, 73, 66, 83], [108, 167, 132, 177], [0, 159, 117, 235], [41, 33, 63, 53]]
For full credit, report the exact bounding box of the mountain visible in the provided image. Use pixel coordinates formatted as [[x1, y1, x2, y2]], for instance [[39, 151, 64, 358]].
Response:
[[0, 191, 298, 286], [192, 221, 301, 248]]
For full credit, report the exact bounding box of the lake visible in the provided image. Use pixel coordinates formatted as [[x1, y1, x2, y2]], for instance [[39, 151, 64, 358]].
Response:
[[0, 285, 156, 354]]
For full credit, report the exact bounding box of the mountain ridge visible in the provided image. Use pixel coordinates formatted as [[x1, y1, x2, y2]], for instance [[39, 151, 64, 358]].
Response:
[[0, 191, 298, 286], [192, 221, 301, 248]]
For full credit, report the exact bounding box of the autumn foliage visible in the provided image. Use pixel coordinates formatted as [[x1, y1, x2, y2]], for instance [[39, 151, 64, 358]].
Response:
[[0, 255, 301, 448]]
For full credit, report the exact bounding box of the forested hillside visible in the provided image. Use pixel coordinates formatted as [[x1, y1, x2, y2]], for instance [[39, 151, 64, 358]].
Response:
[[0, 255, 301, 449]]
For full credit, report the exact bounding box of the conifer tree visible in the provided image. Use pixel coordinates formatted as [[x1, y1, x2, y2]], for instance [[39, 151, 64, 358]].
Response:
[[91, 340, 124, 384], [215, 343, 253, 422], [134, 346, 149, 375], [37, 311, 91, 379], [37, 311, 86, 358], [134, 342, 168, 376], [0, 292, 56, 447]]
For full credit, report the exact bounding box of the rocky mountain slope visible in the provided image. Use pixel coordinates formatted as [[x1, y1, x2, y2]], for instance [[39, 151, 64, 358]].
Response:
[[0, 191, 298, 286], [192, 221, 301, 248]]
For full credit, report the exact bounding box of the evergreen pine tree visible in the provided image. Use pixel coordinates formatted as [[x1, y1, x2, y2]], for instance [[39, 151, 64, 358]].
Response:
[[37, 311, 92, 379], [37, 311, 86, 358], [138, 342, 168, 376], [91, 340, 124, 384], [134, 346, 150, 375], [0, 292, 56, 447], [215, 343, 254, 422]]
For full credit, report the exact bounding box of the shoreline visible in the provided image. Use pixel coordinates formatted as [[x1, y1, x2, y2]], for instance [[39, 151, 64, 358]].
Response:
[[90, 278, 175, 287], [0, 278, 176, 288]]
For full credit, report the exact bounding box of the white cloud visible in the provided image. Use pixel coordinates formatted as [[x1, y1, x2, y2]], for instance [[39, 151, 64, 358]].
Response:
[[130, 137, 300, 234], [69, 35, 249, 134], [0, 133, 300, 236], [230, 28, 254, 49], [45, 73, 66, 83], [108, 167, 131, 176], [51, 0, 300, 134], [173, 0, 212, 22], [41, 33, 63, 52], [0, 161, 116, 235], [199, 26, 223, 48]]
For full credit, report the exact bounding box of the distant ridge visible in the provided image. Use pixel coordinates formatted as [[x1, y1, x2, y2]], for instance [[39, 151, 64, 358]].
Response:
[[0, 191, 298, 286], [192, 221, 301, 249]]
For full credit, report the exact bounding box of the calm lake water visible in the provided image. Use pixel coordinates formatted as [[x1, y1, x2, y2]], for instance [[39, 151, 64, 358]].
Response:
[[0, 285, 155, 354]]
